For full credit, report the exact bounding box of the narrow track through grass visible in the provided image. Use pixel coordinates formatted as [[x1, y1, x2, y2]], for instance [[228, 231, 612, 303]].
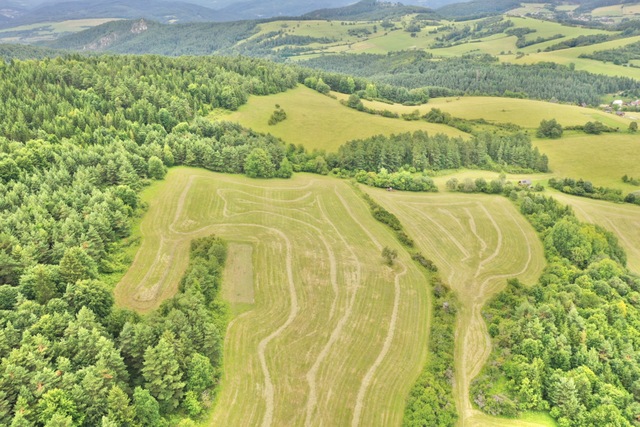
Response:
[[365, 189, 548, 427]]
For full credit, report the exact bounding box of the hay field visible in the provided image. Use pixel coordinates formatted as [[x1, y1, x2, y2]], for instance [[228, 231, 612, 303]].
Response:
[[116, 167, 432, 426], [331, 94, 632, 130], [534, 132, 640, 190], [552, 191, 640, 274], [366, 188, 547, 427], [221, 85, 468, 152]]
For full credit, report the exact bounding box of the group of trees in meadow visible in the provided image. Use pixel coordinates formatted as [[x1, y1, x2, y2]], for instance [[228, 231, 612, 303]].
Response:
[[301, 52, 640, 105], [472, 192, 640, 426], [336, 131, 549, 174]]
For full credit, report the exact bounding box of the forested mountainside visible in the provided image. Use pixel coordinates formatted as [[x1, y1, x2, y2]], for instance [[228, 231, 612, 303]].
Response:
[[301, 52, 639, 105]]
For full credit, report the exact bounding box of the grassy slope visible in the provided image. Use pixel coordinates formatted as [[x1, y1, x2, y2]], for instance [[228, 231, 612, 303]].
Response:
[[534, 132, 640, 189], [116, 166, 431, 426], [366, 188, 547, 427], [221, 85, 468, 152], [332, 94, 633, 130], [503, 34, 640, 79]]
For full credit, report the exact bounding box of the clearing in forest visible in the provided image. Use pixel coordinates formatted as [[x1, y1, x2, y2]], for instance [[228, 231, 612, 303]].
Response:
[[552, 191, 640, 275], [115, 167, 431, 426], [219, 85, 468, 152], [366, 189, 548, 427]]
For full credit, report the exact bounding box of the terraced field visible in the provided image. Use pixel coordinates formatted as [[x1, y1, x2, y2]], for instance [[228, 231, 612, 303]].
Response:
[[115, 167, 431, 426], [552, 191, 640, 274], [221, 85, 468, 152], [366, 189, 547, 427]]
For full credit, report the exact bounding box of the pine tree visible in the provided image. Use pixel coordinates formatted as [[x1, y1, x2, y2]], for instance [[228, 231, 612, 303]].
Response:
[[142, 332, 185, 412]]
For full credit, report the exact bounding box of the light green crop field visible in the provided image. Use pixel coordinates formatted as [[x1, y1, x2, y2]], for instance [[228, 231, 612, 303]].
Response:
[[332, 94, 633, 130], [221, 85, 468, 152], [503, 34, 640, 79], [0, 19, 121, 43], [116, 167, 432, 426], [551, 191, 640, 274], [366, 188, 547, 427], [534, 132, 640, 190], [592, 3, 640, 18]]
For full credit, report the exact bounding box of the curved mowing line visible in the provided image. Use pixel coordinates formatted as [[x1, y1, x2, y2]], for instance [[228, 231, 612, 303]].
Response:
[[305, 193, 362, 427], [475, 203, 504, 276], [352, 263, 406, 427]]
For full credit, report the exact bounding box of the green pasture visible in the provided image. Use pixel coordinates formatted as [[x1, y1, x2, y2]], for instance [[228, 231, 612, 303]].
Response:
[[220, 85, 468, 152], [534, 132, 640, 190], [331, 94, 632, 130]]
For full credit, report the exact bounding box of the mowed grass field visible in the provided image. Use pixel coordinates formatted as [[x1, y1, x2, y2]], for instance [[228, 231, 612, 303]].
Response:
[[116, 166, 432, 426], [365, 188, 547, 427], [534, 132, 640, 190], [332, 94, 633, 130], [221, 85, 468, 152], [551, 191, 640, 274]]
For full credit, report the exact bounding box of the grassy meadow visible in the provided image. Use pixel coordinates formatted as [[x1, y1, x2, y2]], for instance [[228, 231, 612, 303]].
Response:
[[366, 188, 547, 427], [534, 132, 640, 190], [220, 85, 468, 152], [116, 167, 433, 426], [331, 94, 633, 130]]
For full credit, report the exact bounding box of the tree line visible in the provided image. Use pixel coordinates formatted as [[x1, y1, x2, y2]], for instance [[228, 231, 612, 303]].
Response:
[[335, 130, 548, 174], [301, 52, 640, 105]]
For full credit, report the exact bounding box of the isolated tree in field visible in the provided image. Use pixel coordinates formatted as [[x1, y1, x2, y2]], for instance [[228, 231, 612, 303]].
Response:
[[536, 119, 563, 139], [382, 246, 398, 266], [148, 156, 166, 180], [630, 121, 638, 132], [347, 94, 364, 111], [244, 148, 275, 178]]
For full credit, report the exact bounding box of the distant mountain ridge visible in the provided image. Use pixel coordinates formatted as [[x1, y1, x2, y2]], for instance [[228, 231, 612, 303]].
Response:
[[304, 0, 437, 20]]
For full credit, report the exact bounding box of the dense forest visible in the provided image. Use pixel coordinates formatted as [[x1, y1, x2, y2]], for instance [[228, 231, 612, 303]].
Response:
[[472, 192, 640, 426], [301, 52, 640, 105], [0, 54, 302, 425], [336, 131, 549, 174]]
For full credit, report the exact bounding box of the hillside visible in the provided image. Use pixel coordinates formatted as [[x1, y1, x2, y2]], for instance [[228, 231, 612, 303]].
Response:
[[0, 0, 229, 28], [304, 0, 437, 21]]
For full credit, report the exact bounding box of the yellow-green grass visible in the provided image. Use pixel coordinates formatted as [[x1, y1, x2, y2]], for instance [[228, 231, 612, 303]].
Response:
[[534, 132, 640, 190], [551, 191, 640, 274], [503, 34, 640, 79], [332, 94, 632, 130], [117, 166, 432, 426], [592, 3, 640, 17], [366, 188, 547, 427], [0, 19, 121, 42], [220, 85, 468, 152]]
